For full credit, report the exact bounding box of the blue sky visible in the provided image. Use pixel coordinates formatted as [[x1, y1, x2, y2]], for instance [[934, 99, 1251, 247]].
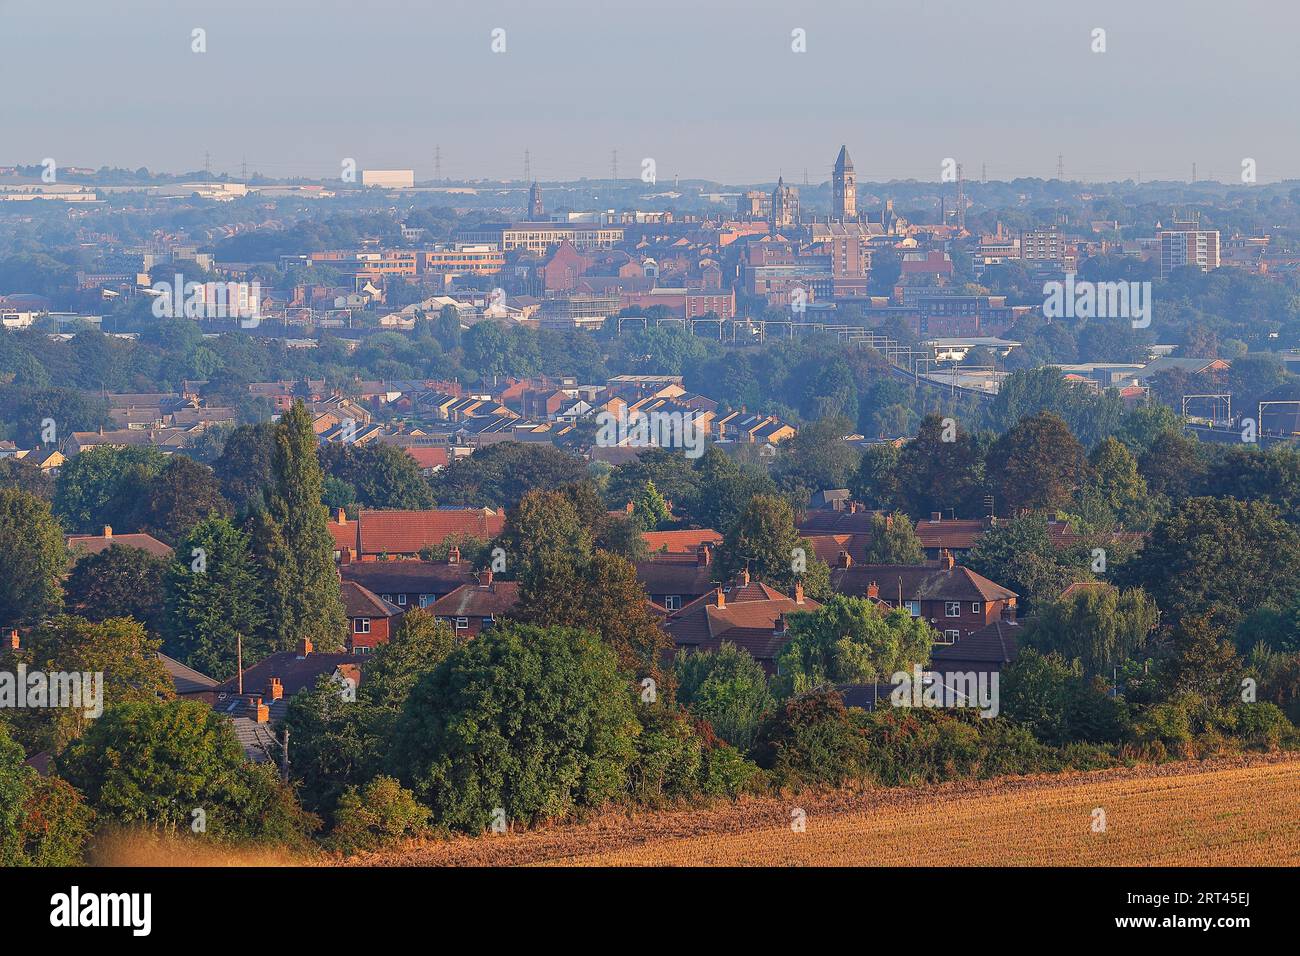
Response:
[[2, 0, 1296, 184]]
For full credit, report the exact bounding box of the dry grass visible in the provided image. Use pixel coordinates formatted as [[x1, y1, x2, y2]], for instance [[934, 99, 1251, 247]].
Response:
[[354, 754, 1300, 867], [89, 828, 320, 867]]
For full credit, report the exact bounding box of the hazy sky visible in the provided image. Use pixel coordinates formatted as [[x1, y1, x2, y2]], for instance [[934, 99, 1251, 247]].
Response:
[[3, 0, 1297, 185]]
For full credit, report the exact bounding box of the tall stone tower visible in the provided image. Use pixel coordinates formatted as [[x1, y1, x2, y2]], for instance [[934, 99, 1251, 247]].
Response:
[[832, 145, 856, 221], [528, 181, 544, 219], [770, 177, 800, 231]]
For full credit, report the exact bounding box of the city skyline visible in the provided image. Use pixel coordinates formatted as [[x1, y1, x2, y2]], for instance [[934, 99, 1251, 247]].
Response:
[[3, 0, 1298, 184]]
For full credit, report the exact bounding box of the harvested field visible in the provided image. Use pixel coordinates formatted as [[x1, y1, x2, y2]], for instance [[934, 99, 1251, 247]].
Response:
[[352, 754, 1300, 867]]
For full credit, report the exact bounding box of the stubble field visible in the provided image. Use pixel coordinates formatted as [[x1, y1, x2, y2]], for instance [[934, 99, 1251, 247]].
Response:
[[353, 754, 1300, 867]]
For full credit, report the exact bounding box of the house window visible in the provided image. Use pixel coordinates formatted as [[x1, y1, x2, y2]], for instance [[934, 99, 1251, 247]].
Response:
[[971, 602, 982, 614], [353, 645, 373, 655], [397, 594, 407, 605], [945, 602, 962, 618], [664, 595, 682, 611], [941, 629, 960, 644], [454, 617, 469, 630], [381, 594, 392, 603], [419, 594, 432, 608], [354, 618, 371, 634], [906, 601, 920, 617]]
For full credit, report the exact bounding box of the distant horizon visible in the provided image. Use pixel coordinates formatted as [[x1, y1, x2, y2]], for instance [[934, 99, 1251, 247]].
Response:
[[4, 0, 1299, 185]]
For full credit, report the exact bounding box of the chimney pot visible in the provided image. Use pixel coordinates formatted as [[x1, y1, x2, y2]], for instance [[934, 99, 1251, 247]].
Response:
[[298, 638, 313, 657], [867, 580, 880, 599], [103, 525, 112, 538], [6, 628, 18, 651], [793, 580, 805, 604], [267, 676, 284, 701], [710, 587, 725, 609]]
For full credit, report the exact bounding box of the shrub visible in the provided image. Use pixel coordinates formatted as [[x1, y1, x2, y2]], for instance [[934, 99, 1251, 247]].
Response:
[[755, 688, 873, 789], [328, 776, 430, 855], [674, 643, 773, 752], [626, 706, 703, 807], [1, 725, 93, 866], [698, 743, 764, 798]]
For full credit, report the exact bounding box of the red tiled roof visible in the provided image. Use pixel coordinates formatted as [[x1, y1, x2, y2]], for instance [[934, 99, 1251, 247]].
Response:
[[428, 579, 520, 618], [664, 577, 820, 663], [329, 508, 507, 556], [67, 533, 173, 559], [642, 529, 723, 553], [930, 619, 1020, 665], [404, 447, 449, 470], [830, 563, 1016, 604], [341, 580, 403, 619]]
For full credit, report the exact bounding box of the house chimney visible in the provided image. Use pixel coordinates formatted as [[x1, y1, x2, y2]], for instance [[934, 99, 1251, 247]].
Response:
[[480, 569, 493, 587], [884, 514, 893, 530], [298, 638, 313, 658], [709, 587, 725, 609], [248, 695, 269, 724], [336, 508, 346, 524], [737, 567, 750, 586], [793, 580, 805, 605], [5, 629, 18, 652], [837, 550, 852, 568], [448, 546, 461, 565], [848, 501, 860, 514], [697, 543, 712, 567], [266, 677, 284, 701], [773, 613, 787, 637], [867, 580, 880, 600], [940, 548, 955, 570], [102, 525, 112, 538]]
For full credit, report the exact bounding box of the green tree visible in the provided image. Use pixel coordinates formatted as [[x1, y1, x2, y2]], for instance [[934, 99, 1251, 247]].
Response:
[[1119, 497, 1300, 632], [776, 595, 933, 695], [965, 513, 1080, 614], [57, 699, 317, 843], [320, 441, 435, 510], [213, 422, 274, 512], [985, 411, 1085, 514], [53, 445, 166, 532], [389, 622, 639, 831], [1024, 585, 1159, 677], [1000, 649, 1130, 745], [136, 454, 229, 544], [718, 494, 831, 597], [65, 545, 168, 632], [887, 414, 984, 518], [164, 517, 266, 679], [254, 401, 347, 652], [862, 512, 925, 564], [631, 479, 672, 532], [0, 724, 93, 866], [10, 616, 174, 754], [674, 643, 774, 751], [0, 488, 66, 626]]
